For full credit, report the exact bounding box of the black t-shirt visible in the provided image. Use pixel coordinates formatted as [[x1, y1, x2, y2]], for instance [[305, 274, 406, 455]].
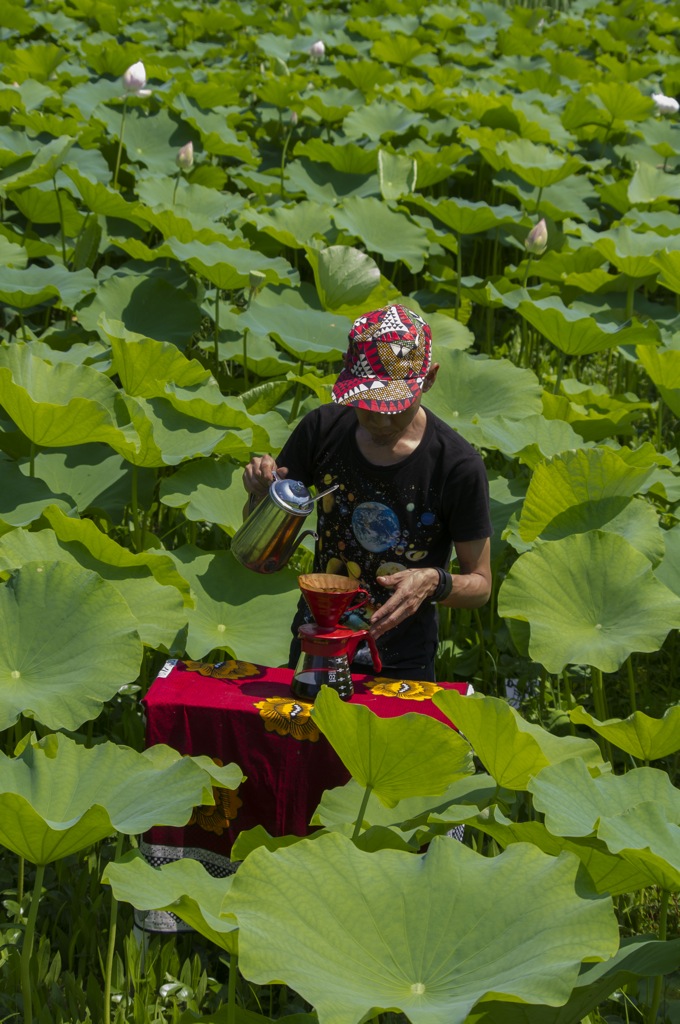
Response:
[[279, 404, 492, 672]]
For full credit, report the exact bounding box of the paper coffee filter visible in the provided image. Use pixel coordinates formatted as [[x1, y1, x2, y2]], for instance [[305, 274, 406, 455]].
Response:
[[298, 573, 359, 594]]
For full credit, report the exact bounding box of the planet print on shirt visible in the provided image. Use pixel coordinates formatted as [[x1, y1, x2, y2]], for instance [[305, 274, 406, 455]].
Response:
[[351, 502, 401, 552]]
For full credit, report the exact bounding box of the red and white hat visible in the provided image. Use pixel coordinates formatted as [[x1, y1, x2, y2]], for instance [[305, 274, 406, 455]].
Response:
[[331, 304, 432, 414]]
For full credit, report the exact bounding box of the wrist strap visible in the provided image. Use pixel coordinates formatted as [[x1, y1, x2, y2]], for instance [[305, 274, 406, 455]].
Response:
[[431, 567, 453, 602]]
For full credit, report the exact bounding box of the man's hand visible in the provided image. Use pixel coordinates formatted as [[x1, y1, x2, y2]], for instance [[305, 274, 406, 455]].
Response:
[[242, 455, 286, 500], [369, 568, 439, 639]]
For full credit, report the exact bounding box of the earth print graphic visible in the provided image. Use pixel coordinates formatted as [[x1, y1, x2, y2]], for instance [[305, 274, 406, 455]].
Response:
[[351, 502, 401, 552]]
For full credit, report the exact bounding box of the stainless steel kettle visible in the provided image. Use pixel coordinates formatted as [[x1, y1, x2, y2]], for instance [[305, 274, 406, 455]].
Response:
[[231, 473, 338, 574]]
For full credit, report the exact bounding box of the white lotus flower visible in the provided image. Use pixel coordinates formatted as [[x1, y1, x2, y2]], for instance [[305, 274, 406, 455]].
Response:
[[176, 141, 194, 170], [290, 110, 299, 126], [309, 40, 325, 58], [652, 92, 679, 114], [122, 61, 151, 97], [524, 218, 548, 256]]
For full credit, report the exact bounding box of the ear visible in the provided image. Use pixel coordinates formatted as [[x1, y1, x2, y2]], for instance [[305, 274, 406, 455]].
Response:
[[422, 363, 440, 393]]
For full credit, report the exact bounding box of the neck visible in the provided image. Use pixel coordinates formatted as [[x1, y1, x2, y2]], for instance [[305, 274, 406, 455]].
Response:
[[355, 407, 427, 466]]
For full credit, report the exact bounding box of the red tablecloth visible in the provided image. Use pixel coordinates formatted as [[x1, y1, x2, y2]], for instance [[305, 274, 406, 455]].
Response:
[[141, 659, 470, 881]]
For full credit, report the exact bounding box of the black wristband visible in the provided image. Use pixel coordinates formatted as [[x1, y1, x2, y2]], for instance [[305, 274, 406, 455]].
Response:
[[431, 567, 453, 602]]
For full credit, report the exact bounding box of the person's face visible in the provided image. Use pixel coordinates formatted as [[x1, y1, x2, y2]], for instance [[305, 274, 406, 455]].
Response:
[[354, 400, 421, 445]]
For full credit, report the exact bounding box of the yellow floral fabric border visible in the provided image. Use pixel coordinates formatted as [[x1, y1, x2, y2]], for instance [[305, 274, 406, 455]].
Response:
[[365, 678, 442, 701], [254, 697, 319, 742]]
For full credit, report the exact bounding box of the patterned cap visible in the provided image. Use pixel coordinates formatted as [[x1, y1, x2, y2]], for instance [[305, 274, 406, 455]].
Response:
[[331, 304, 432, 414]]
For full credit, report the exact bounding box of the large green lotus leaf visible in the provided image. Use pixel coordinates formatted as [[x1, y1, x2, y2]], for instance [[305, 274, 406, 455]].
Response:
[[466, 937, 680, 1024], [656, 523, 680, 597], [306, 245, 381, 310], [480, 137, 583, 188], [101, 318, 211, 395], [118, 108, 191, 175], [409, 195, 521, 235], [343, 101, 422, 140], [470, 812, 652, 898], [629, 162, 680, 204], [497, 532, 680, 673], [168, 546, 299, 664], [311, 686, 473, 808], [76, 265, 204, 345], [636, 343, 680, 416], [137, 176, 239, 224], [378, 149, 416, 200], [159, 457, 245, 535], [232, 298, 349, 363], [159, 238, 296, 291], [518, 448, 656, 542], [543, 381, 652, 442], [61, 167, 149, 228], [423, 350, 542, 429], [240, 201, 333, 250], [433, 692, 602, 791], [112, 394, 248, 468], [517, 296, 658, 355], [314, 775, 499, 845], [0, 732, 241, 865], [0, 522, 188, 651], [229, 833, 619, 1024], [592, 81, 654, 122], [529, 760, 680, 890], [592, 225, 671, 279], [170, 95, 254, 163], [568, 705, 680, 762], [217, 330, 296, 379], [0, 461, 71, 527], [651, 251, 680, 298], [0, 134, 73, 190], [0, 263, 95, 310], [461, 414, 583, 464], [295, 139, 377, 176], [282, 159, 380, 203], [103, 851, 238, 953], [0, 561, 143, 730], [332, 197, 430, 272], [11, 186, 85, 237]]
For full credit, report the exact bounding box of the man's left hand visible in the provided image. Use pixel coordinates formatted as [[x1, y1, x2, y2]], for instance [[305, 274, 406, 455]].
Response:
[[369, 568, 438, 639]]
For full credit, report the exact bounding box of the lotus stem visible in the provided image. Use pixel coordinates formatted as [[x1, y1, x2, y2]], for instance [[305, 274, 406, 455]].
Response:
[[646, 889, 669, 1024], [522, 253, 534, 289], [172, 170, 181, 204], [17, 855, 24, 905], [455, 231, 462, 320], [473, 608, 488, 689], [53, 175, 67, 265], [227, 952, 238, 1024], [656, 398, 664, 451], [29, 442, 35, 479], [112, 97, 129, 191], [214, 289, 220, 376], [352, 783, 373, 840], [592, 668, 613, 763], [130, 464, 142, 553], [243, 327, 249, 389], [21, 862, 45, 1024], [288, 361, 305, 424], [625, 655, 637, 714], [553, 349, 567, 394], [280, 126, 294, 198], [104, 833, 124, 1024]]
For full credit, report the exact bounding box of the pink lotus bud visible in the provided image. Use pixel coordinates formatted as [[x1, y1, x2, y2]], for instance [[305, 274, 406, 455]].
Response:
[[290, 110, 299, 126], [176, 141, 194, 171], [652, 92, 679, 114], [309, 40, 325, 58], [524, 218, 548, 256], [122, 61, 151, 96]]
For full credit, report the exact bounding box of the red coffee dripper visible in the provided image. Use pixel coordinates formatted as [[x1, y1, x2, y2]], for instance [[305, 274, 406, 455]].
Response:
[[292, 574, 382, 701], [298, 573, 369, 629]]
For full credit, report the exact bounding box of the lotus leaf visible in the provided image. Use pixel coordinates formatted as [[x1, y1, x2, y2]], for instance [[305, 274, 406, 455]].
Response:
[[498, 531, 680, 673], [433, 691, 602, 790], [240, 201, 333, 250], [0, 461, 71, 527], [656, 523, 680, 597], [517, 295, 659, 355], [0, 560, 143, 730], [332, 196, 431, 271], [168, 546, 299, 665], [0, 134, 73, 191], [0, 263, 95, 311], [409, 195, 521, 236], [101, 318, 211, 395], [378, 149, 416, 200], [461, 414, 584, 463], [103, 851, 238, 952], [542, 381, 651, 442], [311, 686, 473, 808], [568, 705, 680, 762], [343, 100, 422, 140], [159, 457, 245, 535], [423, 349, 542, 430], [636, 342, 680, 416], [306, 245, 383, 310], [0, 732, 241, 865], [518, 448, 656, 542], [629, 162, 680, 204], [283, 159, 380, 202], [466, 937, 680, 1024], [229, 832, 619, 1024], [230, 297, 349, 363], [295, 139, 377, 176], [529, 759, 680, 890]]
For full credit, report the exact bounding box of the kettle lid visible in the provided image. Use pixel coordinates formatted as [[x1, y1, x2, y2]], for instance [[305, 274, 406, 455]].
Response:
[[270, 476, 313, 514]]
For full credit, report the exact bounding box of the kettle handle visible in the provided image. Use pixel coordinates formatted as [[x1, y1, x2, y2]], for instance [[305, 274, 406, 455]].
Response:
[[346, 629, 383, 675]]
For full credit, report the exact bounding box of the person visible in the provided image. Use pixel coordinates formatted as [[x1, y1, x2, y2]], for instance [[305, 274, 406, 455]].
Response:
[[242, 304, 493, 682]]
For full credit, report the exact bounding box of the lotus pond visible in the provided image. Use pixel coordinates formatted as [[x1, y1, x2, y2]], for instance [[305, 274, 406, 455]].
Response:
[[0, 0, 679, 1021]]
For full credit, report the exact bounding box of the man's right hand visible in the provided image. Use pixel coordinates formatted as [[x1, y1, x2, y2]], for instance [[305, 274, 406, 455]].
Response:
[[242, 455, 286, 500]]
